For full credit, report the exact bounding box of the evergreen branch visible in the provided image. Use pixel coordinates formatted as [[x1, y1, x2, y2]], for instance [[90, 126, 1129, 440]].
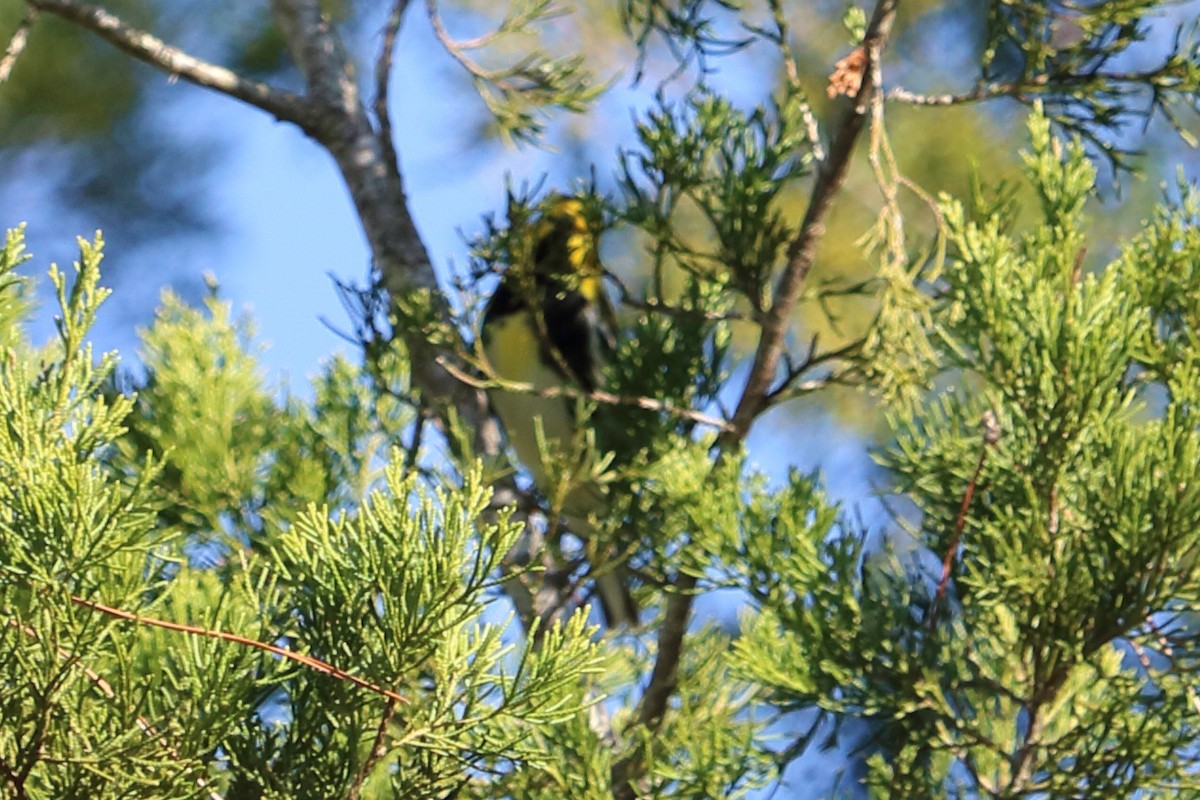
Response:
[[347, 698, 398, 800], [723, 0, 898, 445], [927, 411, 1001, 631], [6, 619, 225, 800], [65, 594, 411, 705], [0, 4, 37, 85], [25, 0, 320, 131], [425, 0, 602, 144]]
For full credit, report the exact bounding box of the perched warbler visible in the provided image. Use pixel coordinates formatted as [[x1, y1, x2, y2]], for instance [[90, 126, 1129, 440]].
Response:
[[481, 194, 638, 627]]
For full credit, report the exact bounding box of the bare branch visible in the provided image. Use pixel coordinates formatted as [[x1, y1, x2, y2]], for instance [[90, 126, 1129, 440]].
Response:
[[887, 63, 1192, 107], [0, 4, 37, 85], [766, 0, 823, 161], [374, 0, 412, 177], [427, 0, 499, 84], [27, 0, 318, 129], [887, 82, 1014, 106]]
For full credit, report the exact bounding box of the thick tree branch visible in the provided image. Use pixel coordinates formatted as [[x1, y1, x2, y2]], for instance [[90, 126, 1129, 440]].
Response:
[[26, 0, 319, 130], [266, 0, 497, 439], [29, 0, 499, 453]]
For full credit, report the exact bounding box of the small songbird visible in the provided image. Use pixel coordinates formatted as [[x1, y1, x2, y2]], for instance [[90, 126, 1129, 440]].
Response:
[[481, 194, 638, 627]]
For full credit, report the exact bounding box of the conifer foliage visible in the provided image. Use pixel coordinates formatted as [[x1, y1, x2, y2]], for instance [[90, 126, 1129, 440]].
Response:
[[2, 0, 1200, 797]]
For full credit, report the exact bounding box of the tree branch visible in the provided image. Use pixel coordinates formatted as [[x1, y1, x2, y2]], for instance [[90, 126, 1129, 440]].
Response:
[[724, 0, 898, 445], [0, 757, 28, 800], [26, 0, 319, 130], [267, 0, 499, 442], [0, 4, 37, 85], [374, 0, 411, 177], [614, 4, 900, 797], [347, 698, 398, 800], [887, 63, 1193, 107], [438, 355, 734, 432]]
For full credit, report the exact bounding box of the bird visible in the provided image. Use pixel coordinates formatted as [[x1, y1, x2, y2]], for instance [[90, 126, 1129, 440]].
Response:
[[481, 193, 638, 628]]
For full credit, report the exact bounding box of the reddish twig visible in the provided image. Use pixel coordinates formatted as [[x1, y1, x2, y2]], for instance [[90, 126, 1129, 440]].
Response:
[[928, 411, 1001, 630], [67, 594, 409, 705]]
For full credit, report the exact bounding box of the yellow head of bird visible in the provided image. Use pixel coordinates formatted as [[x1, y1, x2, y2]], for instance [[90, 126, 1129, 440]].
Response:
[[532, 195, 604, 302]]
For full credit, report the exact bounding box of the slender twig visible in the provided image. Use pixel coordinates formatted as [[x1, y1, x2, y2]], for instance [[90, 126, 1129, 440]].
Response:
[[612, 282, 748, 323], [426, 0, 508, 86], [0, 4, 37, 85], [927, 411, 1001, 630], [426, 0, 503, 52], [886, 64, 1187, 107], [66, 594, 410, 705], [347, 698, 398, 800], [766, 0, 824, 161], [763, 336, 864, 404], [438, 355, 734, 432], [887, 82, 1019, 106], [374, 0, 411, 177], [27, 0, 318, 130]]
